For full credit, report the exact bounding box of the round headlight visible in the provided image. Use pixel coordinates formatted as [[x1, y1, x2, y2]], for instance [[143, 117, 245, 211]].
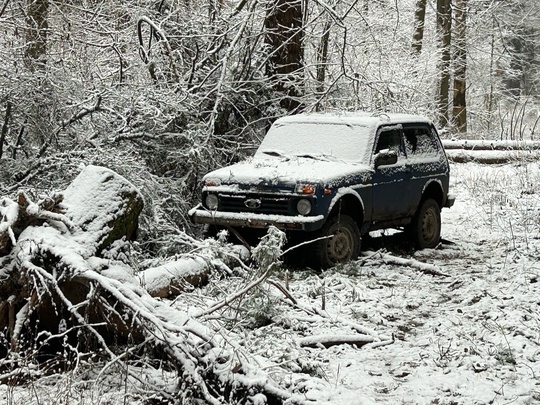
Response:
[[296, 198, 312, 215], [205, 194, 219, 210]]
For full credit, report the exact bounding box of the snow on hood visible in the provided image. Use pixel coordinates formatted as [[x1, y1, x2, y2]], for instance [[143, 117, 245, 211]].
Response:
[[203, 157, 372, 187]]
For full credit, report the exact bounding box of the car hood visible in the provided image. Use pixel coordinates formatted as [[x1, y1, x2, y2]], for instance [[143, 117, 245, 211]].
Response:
[[203, 158, 372, 189]]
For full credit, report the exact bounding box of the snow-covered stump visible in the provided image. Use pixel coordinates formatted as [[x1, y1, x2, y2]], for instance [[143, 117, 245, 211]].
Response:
[[0, 165, 144, 363]]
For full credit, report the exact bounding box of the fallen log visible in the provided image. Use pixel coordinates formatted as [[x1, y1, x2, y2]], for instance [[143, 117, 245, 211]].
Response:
[[1, 165, 145, 355], [298, 334, 376, 349], [445, 149, 540, 164], [442, 139, 540, 151], [140, 257, 210, 298]]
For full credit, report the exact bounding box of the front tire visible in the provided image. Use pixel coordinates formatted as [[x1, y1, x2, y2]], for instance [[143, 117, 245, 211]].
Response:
[[411, 198, 441, 249], [313, 215, 361, 269]]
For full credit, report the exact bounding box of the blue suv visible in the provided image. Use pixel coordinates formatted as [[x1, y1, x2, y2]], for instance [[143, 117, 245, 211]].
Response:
[[190, 113, 455, 268]]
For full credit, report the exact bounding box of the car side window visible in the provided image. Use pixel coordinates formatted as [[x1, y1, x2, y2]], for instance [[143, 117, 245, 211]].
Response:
[[375, 128, 405, 156], [403, 126, 438, 156]]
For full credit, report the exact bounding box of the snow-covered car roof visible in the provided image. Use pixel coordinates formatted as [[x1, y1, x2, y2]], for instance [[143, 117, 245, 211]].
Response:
[[273, 112, 433, 127]]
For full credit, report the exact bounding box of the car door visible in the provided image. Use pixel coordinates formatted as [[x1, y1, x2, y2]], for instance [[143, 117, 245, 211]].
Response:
[[371, 125, 414, 223], [403, 123, 446, 211]]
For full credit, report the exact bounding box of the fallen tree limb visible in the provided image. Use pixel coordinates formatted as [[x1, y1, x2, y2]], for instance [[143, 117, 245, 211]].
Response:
[[363, 250, 450, 277], [442, 139, 540, 151], [445, 149, 540, 164], [140, 257, 210, 298], [298, 334, 376, 349]]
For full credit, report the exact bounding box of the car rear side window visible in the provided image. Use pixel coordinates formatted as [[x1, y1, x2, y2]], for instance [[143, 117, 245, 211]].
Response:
[[403, 126, 438, 156]]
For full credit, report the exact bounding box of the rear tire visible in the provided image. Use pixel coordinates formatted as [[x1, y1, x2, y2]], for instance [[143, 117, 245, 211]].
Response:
[[411, 198, 441, 249], [313, 215, 361, 269]]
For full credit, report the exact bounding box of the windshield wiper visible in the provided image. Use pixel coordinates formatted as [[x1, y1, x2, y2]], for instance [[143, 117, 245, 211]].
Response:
[[295, 153, 333, 161], [261, 150, 290, 160]]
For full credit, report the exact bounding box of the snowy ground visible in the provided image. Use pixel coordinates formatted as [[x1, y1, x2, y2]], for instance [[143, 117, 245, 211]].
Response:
[[229, 161, 540, 404], [2, 161, 540, 404]]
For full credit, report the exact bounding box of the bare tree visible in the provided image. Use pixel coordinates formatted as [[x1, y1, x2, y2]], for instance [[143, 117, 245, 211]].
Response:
[[411, 0, 427, 54], [452, 0, 467, 133], [25, 0, 49, 70], [436, 0, 452, 128], [264, 0, 304, 113]]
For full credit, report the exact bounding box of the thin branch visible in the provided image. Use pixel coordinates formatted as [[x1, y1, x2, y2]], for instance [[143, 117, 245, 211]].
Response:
[[0, 0, 10, 19], [38, 95, 102, 158], [195, 264, 275, 318]]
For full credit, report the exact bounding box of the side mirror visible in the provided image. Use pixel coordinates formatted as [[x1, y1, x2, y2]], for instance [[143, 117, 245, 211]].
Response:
[[374, 149, 398, 168]]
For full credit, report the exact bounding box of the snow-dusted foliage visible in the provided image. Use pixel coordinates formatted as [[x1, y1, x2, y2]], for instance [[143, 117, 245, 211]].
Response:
[[1, 0, 540, 403]]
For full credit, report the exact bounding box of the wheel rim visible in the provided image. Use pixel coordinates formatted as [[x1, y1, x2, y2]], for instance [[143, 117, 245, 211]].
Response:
[[421, 207, 438, 244], [327, 226, 354, 263]]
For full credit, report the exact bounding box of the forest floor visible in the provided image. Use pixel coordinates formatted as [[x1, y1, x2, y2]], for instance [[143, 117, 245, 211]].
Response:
[[222, 161, 540, 405], [2, 161, 540, 404]]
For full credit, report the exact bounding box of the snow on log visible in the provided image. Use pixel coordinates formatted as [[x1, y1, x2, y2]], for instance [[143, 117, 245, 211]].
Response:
[[363, 251, 450, 277], [0, 165, 144, 346], [442, 139, 540, 151], [140, 257, 210, 298], [298, 334, 376, 349], [441, 140, 540, 164], [60, 165, 143, 253], [445, 149, 540, 164]]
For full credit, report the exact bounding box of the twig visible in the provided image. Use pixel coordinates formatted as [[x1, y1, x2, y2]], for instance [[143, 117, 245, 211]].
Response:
[[362, 250, 450, 277], [298, 334, 375, 349], [195, 264, 275, 318], [38, 96, 102, 158], [0, 0, 9, 19], [267, 278, 297, 305]]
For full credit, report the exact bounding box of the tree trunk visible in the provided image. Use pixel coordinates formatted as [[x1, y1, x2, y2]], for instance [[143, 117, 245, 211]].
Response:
[[412, 0, 427, 54], [452, 0, 467, 133], [0, 101, 11, 159], [264, 0, 304, 113], [315, 17, 331, 110], [436, 0, 452, 128], [25, 0, 49, 70]]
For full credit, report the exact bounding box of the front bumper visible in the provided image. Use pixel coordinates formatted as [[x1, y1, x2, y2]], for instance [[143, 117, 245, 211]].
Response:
[[189, 204, 325, 231], [444, 193, 456, 208]]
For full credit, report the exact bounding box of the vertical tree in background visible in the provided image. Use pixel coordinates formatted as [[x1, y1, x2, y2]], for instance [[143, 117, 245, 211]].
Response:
[[264, 0, 304, 113], [452, 0, 467, 133], [411, 0, 427, 54], [315, 16, 332, 102], [436, 0, 452, 128], [25, 0, 49, 69]]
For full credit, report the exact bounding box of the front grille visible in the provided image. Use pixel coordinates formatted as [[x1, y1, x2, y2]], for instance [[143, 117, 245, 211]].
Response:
[[219, 194, 291, 215]]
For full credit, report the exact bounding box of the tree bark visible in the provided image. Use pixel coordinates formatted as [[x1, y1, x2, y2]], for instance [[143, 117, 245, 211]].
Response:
[[0, 101, 11, 159], [315, 18, 332, 103], [411, 0, 427, 54], [436, 0, 452, 128], [25, 0, 49, 70], [264, 0, 304, 113], [452, 0, 467, 133]]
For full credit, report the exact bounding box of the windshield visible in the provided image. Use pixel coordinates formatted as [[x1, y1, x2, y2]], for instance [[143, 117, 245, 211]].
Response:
[[255, 122, 375, 164]]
